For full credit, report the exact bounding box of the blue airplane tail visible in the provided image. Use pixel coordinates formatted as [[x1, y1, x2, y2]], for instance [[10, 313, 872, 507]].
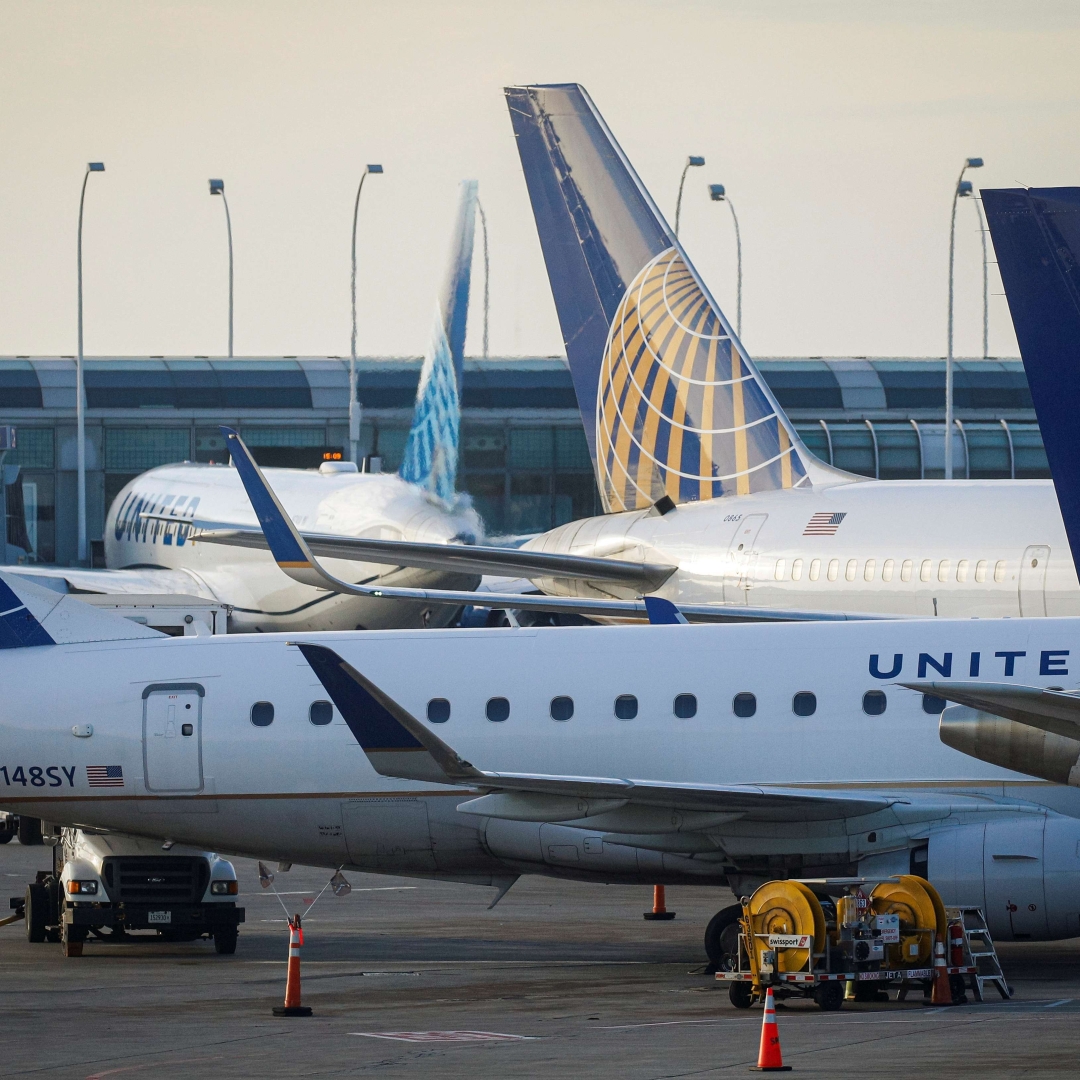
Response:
[[982, 187, 1080, 572], [398, 179, 478, 503], [504, 84, 824, 512]]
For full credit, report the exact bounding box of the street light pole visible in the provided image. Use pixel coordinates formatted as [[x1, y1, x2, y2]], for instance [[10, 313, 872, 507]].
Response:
[[77, 162, 105, 566], [709, 184, 742, 339], [974, 196, 990, 359], [946, 156, 983, 480], [349, 164, 384, 464], [674, 156, 704, 238], [477, 198, 490, 359], [209, 179, 233, 357]]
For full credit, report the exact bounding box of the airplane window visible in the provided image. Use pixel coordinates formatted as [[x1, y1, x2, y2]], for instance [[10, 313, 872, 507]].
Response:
[[309, 700, 333, 726], [975, 559, 988, 583], [922, 694, 947, 715], [901, 559, 913, 582], [733, 692, 757, 718], [863, 559, 876, 582], [427, 698, 451, 723], [827, 559, 839, 582], [550, 696, 574, 722], [250, 702, 274, 727], [845, 559, 857, 582], [614, 694, 638, 720], [486, 697, 510, 723], [919, 559, 932, 582], [862, 690, 887, 716], [181, 723, 193, 736], [937, 559, 950, 583], [956, 559, 969, 583], [791, 558, 803, 581], [882, 559, 894, 582], [792, 692, 817, 717], [673, 694, 697, 719], [774, 559, 785, 581], [809, 559, 820, 582], [993, 560, 1006, 583]]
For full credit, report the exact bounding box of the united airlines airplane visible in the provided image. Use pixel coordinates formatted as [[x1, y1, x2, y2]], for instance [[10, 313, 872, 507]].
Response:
[[200, 86, 1080, 622]]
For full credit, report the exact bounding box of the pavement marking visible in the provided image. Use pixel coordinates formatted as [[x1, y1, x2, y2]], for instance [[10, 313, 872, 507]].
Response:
[[351, 1030, 538, 1043], [250, 887, 417, 896], [1045, 998, 1072, 1008]]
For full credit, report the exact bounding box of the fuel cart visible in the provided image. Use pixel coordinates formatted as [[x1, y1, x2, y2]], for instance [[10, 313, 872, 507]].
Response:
[[715, 874, 1000, 1010]]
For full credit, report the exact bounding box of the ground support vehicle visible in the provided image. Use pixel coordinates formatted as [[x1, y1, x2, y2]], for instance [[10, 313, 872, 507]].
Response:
[[714, 875, 996, 1010], [12, 829, 243, 957]]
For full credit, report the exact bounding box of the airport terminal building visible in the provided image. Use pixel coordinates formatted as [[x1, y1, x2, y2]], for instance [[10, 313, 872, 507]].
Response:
[[0, 355, 1049, 566]]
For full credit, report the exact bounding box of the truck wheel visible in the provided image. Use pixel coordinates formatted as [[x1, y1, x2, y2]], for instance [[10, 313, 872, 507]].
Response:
[[25, 884, 47, 943], [728, 982, 754, 1009], [17, 817, 42, 846], [62, 925, 87, 958], [214, 929, 238, 955], [0, 825, 12, 844], [814, 982, 844, 1011], [704, 904, 743, 968]]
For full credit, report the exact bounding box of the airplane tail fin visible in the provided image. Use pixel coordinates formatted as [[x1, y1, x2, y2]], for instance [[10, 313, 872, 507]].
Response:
[[982, 187, 1080, 572], [504, 84, 830, 512], [398, 179, 478, 503], [0, 571, 162, 648]]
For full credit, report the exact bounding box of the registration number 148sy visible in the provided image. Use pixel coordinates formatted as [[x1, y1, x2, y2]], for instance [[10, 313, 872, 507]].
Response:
[[0, 766, 76, 788]]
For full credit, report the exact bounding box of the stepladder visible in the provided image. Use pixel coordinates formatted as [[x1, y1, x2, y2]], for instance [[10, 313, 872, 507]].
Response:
[[948, 907, 1012, 1001]]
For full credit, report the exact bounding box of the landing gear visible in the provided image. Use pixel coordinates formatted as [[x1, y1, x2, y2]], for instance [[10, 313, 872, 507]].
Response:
[[704, 904, 743, 969]]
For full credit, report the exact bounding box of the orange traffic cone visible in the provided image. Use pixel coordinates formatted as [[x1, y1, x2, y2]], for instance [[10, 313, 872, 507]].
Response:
[[272, 915, 313, 1017], [751, 987, 791, 1071], [643, 884, 676, 921], [930, 937, 954, 1006]]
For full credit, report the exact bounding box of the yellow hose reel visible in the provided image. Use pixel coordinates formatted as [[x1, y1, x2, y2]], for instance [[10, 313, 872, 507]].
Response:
[[869, 874, 946, 968], [746, 880, 826, 973]]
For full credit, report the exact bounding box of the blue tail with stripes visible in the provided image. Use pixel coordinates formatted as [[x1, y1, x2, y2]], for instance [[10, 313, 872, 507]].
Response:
[[504, 84, 834, 512], [398, 180, 477, 503]]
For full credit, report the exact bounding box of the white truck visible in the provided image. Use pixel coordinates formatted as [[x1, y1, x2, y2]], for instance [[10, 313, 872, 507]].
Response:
[[15, 828, 244, 957]]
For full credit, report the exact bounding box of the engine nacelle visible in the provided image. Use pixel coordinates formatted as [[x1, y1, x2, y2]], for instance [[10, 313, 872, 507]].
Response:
[[928, 815, 1080, 941], [939, 705, 1080, 786]]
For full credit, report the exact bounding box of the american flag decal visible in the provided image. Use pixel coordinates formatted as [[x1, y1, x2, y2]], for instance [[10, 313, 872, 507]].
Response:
[[803, 512, 847, 536], [86, 765, 124, 788]]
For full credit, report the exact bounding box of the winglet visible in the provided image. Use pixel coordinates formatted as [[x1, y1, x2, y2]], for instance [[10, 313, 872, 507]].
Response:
[[643, 596, 688, 625], [294, 642, 482, 786]]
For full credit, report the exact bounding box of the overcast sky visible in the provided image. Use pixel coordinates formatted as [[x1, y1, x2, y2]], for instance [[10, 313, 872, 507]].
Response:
[[1, 1, 1078, 361]]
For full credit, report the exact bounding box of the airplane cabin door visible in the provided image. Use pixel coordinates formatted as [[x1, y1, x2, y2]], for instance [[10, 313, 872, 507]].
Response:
[[143, 684, 204, 793], [724, 514, 768, 604], [1019, 545, 1050, 617]]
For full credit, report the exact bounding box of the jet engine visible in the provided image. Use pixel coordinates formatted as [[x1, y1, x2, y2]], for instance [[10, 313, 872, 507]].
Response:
[[927, 814, 1080, 941], [939, 705, 1080, 786]]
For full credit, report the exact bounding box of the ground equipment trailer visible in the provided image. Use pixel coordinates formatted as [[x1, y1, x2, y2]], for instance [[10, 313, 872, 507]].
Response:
[[715, 875, 1003, 1010], [13, 828, 244, 957]]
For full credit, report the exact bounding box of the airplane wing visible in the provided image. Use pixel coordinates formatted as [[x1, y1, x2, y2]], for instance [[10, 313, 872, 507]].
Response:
[[219, 425, 898, 625], [192, 526, 676, 593], [904, 680, 1080, 742], [296, 641, 899, 823]]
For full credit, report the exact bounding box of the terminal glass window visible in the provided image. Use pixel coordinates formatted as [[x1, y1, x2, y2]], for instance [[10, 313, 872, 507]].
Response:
[[614, 694, 638, 720], [792, 692, 817, 717], [549, 696, 574, 722], [732, 692, 757, 718], [673, 694, 697, 719], [486, 697, 510, 723], [105, 428, 191, 472], [875, 424, 920, 479]]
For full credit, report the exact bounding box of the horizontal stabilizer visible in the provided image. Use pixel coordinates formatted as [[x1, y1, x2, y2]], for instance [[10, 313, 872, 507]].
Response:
[[0, 572, 163, 649], [904, 680, 1080, 742]]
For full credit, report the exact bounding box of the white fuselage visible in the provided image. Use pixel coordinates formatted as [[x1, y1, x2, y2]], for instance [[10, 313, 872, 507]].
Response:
[[104, 464, 484, 632], [3, 616, 1080, 940], [527, 478, 1080, 618]]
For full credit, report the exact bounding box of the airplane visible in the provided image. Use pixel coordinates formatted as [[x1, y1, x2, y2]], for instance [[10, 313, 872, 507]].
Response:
[[196, 85, 1080, 622]]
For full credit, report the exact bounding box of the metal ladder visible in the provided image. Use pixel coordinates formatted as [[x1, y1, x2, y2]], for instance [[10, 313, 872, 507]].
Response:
[[952, 907, 1012, 1000]]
